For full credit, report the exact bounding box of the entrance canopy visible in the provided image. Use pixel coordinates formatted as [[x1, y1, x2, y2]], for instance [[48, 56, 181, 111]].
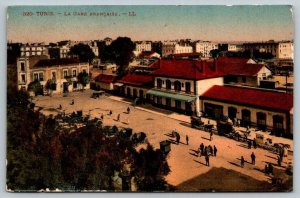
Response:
[[147, 89, 196, 102]]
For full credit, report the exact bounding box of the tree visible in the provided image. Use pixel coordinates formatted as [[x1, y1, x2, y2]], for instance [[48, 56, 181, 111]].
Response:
[[77, 71, 90, 90], [69, 43, 95, 63], [210, 49, 221, 58], [28, 80, 43, 96], [110, 37, 135, 78], [45, 79, 57, 95]]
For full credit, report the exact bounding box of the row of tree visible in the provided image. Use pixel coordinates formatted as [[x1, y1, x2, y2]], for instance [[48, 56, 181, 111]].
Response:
[[7, 88, 172, 191]]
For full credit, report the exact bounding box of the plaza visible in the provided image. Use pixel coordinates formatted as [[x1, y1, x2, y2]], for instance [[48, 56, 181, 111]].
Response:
[[33, 90, 293, 191]]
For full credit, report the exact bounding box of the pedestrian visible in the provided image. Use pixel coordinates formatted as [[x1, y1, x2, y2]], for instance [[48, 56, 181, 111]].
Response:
[[210, 130, 213, 141], [277, 156, 282, 167], [109, 110, 112, 116], [265, 163, 269, 175], [101, 113, 104, 120], [213, 145, 217, 157], [251, 152, 256, 165], [253, 138, 257, 149], [241, 156, 245, 168], [205, 155, 210, 166], [127, 107, 130, 114], [237, 119, 241, 127], [268, 163, 273, 175], [177, 134, 181, 145], [186, 135, 189, 145], [59, 104, 62, 110], [208, 145, 213, 155], [248, 140, 252, 149], [117, 114, 120, 122], [234, 117, 237, 126], [204, 146, 208, 156], [71, 99, 74, 105], [200, 143, 204, 156]]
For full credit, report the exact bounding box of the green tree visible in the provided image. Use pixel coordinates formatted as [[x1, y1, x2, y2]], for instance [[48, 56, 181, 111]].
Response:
[[77, 71, 90, 90], [28, 80, 43, 96], [110, 37, 135, 78], [69, 43, 95, 63], [45, 79, 57, 95]]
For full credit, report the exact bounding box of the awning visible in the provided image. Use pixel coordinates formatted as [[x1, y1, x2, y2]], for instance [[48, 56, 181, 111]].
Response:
[[114, 83, 124, 87], [147, 89, 197, 102]]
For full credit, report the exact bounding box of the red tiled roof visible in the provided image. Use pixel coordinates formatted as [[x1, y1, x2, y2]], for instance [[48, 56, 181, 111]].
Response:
[[201, 85, 293, 112], [150, 59, 224, 80], [220, 63, 264, 76], [171, 52, 202, 57], [216, 57, 264, 76], [118, 74, 153, 86], [139, 51, 156, 57], [94, 74, 117, 83]]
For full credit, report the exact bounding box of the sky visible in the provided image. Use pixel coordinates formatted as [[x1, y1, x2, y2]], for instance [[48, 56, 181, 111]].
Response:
[[7, 5, 294, 43]]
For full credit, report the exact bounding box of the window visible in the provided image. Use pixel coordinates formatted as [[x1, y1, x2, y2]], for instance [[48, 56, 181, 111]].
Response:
[[20, 62, 25, 71], [34, 73, 39, 81], [39, 73, 44, 81], [257, 112, 267, 130], [63, 70, 68, 78], [157, 78, 162, 88], [21, 74, 25, 83], [174, 81, 181, 92], [166, 80, 171, 90], [72, 69, 77, 77], [52, 72, 56, 79], [185, 82, 191, 93]]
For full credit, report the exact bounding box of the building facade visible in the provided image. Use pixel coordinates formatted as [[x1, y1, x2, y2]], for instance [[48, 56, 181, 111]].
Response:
[[201, 85, 293, 137], [195, 41, 218, 57], [21, 43, 48, 57], [278, 41, 294, 59], [17, 57, 90, 94], [135, 41, 152, 55], [162, 42, 193, 57]]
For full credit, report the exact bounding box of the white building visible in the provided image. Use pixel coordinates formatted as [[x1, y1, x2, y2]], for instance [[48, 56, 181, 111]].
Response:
[[21, 43, 48, 57], [135, 41, 152, 55], [162, 42, 193, 57], [228, 44, 244, 52], [17, 57, 90, 94], [195, 41, 218, 57], [278, 41, 293, 59]]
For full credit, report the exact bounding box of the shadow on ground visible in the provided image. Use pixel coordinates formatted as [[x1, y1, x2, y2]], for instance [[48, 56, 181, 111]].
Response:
[[176, 167, 276, 192]]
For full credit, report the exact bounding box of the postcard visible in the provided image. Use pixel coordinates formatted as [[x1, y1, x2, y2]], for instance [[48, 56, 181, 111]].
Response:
[[7, 5, 293, 192]]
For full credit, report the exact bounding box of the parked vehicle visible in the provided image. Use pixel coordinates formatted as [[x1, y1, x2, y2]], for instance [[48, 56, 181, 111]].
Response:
[[191, 116, 204, 128]]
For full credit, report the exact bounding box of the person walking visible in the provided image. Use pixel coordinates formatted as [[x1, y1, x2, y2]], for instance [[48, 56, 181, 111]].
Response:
[[117, 114, 120, 122], [205, 155, 210, 166], [200, 143, 204, 155], [109, 110, 112, 116], [186, 135, 189, 145], [251, 152, 256, 165], [127, 107, 130, 114], [253, 138, 257, 149], [210, 130, 213, 141], [100, 113, 104, 120], [241, 156, 245, 168], [213, 145, 217, 157], [277, 155, 282, 167]]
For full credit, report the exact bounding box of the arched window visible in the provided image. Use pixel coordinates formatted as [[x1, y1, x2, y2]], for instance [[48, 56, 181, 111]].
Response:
[[257, 112, 267, 130], [174, 81, 181, 92], [241, 109, 251, 127], [157, 78, 162, 88], [185, 82, 191, 93], [166, 80, 171, 90]]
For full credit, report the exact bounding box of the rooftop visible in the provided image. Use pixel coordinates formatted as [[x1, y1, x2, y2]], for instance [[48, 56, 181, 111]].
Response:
[[201, 85, 293, 112], [33, 58, 87, 68], [94, 74, 117, 83], [118, 74, 153, 87]]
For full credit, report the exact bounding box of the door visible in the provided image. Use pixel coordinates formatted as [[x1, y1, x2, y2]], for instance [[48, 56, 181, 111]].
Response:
[[241, 109, 251, 127], [228, 107, 237, 121]]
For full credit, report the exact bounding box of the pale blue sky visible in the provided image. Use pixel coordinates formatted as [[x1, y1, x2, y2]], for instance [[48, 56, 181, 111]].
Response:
[[7, 5, 294, 43]]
